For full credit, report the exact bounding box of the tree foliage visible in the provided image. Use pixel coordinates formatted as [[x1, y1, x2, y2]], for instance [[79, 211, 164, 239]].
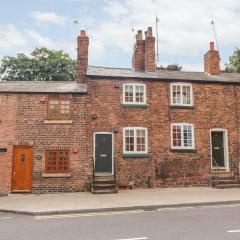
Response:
[[0, 48, 76, 81], [225, 48, 240, 72], [157, 63, 182, 71]]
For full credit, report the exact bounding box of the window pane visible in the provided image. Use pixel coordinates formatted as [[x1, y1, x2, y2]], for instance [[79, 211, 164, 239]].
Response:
[[183, 125, 193, 147], [47, 151, 57, 172], [49, 100, 59, 119], [136, 129, 146, 151], [60, 100, 70, 119], [135, 85, 144, 103], [125, 85, 134, 102], [125, 129, 134, 151], [182, 86, 191, 105], [59, 151, 69, 172], [172, 125, 181, 147], [172, 85, 181, 104]]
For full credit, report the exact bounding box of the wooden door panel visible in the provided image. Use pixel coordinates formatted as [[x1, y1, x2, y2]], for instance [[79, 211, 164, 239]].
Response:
[[95, 134, 113, 173], [12, 147, 32, 192]]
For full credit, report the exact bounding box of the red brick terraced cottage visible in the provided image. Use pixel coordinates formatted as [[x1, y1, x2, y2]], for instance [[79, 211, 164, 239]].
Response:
[[1, 27, 240, 194]]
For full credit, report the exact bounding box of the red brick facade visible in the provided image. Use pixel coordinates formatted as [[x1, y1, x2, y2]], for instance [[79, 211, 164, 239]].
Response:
[[0, 27, 240, 194]]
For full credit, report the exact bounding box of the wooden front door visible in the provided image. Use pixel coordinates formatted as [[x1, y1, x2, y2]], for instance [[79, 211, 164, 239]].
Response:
[[94, 133, 113, 174], [12, 146, 32, 192], [211, 132, 225, 168]]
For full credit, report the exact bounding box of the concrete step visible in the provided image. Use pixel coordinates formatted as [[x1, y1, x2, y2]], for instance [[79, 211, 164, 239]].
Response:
[[93, 183, 116, 190], [211, 176, 235, 181], [94, 176, 115, 181], [92, 189, 118, 194], [214, 183, 240, 189]]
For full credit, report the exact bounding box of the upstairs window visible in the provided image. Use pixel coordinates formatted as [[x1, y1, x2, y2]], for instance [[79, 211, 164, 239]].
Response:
[[45, 150, 70, 173], [123, 83, 146, 105], [123, 127, 148, 154], [48, 97, 70, 120], [171, 123, 195, 149], [170, 83, 193, 106]]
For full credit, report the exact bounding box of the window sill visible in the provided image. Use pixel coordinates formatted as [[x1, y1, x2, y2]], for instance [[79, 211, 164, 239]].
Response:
[[170, 149, 197, 153], [122, 153, 149, 158], [44, 120, 73, 124], [170, 105, 194, 109], [42, 173, 72, 178], [122, 104, 147, 108]]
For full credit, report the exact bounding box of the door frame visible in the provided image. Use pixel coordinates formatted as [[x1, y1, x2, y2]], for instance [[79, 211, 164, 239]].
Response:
[[210, 129, 229, 172], [11, 145, 33, 192], [93, 132, 114, 175]]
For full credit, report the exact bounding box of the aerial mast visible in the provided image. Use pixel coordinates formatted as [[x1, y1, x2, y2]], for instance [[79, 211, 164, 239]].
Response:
[[155, 15, 160, 66]]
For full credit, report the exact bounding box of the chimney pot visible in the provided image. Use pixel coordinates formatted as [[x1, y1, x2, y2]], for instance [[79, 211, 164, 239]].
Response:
[[147, 27, 152, 37], [210, 41, 214, 51], [136, 30, 143, 40]]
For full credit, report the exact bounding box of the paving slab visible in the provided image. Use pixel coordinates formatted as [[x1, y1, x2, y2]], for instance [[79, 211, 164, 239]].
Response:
[[0, 187, 240, 215]]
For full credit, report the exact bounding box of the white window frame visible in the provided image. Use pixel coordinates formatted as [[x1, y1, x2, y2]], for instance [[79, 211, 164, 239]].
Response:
[[123, 83, 146, 105], [123, 127, 148, 154], [171, 123, 195, 150], [170, 82, 193, 106]]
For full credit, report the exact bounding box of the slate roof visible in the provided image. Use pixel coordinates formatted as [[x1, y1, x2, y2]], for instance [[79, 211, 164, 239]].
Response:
[[0, 81, 87, 93], [87, 66, 240, 83], [1, 65, 240, 94]]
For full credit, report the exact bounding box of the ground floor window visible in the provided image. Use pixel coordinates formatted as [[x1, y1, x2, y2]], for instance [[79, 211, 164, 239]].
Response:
[[171, 123, 195, 149], [45, 150, 70, 173], [123, 127, 148, 154]]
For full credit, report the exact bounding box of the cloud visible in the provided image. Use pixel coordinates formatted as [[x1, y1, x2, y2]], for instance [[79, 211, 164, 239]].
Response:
[[0, 24, 75, 59], [0, 24, 28, 50], [83, 0, 240, 70], [31, 11, 66, 26]]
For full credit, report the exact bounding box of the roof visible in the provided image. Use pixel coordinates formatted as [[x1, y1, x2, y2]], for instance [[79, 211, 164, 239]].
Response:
[[87, 66, 240, 83], [0, 81, 87, 93]]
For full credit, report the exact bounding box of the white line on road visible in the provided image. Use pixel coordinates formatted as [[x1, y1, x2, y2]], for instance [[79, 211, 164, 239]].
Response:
[[114, 238, 148, 240], [227, 230, 240, 233], [0, 217, 12, 220]]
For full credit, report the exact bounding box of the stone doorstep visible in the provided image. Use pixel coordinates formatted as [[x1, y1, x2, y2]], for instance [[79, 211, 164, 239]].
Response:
[[0, 193, 8, 197]]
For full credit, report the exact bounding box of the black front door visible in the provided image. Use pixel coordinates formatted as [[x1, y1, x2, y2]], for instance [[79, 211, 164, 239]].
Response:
[[211, 131, 225, 167], [95, 133, 113, 173]]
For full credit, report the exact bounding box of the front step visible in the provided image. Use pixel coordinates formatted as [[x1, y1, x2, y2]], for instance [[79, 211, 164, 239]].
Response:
[[214, 183, 240, 189], [92, 174, 118, 194], [212, 172, 240, 189]]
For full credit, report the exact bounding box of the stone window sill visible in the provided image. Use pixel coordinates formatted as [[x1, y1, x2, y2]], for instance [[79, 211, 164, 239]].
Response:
[[42, 173, 72, 178], [170, 148, 197, 153], [122, 104, 147, 108], [169, 105, 194, 109], [44, 120, 73, 124], [122, 153, 149, 158]]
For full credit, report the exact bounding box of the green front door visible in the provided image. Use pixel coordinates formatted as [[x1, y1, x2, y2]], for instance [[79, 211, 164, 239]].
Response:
[[94, 133, 113, 173], [211, 131, 225, 167]]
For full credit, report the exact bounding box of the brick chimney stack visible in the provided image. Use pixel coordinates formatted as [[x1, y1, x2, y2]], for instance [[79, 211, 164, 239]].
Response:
[[204, 42, 220, 75], [144, 27, 156, 72], [132, 27, 156, 72], [132, 30, 145, 71], [77, 30, 89, 83]]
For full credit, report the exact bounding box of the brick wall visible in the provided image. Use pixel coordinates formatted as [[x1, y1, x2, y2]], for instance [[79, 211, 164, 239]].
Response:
[[0, 94, 17, 194], [86, 78, 240, 188]]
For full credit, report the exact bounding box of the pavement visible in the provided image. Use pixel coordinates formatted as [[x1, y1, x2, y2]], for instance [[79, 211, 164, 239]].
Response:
[[1, 187, 240, 215]]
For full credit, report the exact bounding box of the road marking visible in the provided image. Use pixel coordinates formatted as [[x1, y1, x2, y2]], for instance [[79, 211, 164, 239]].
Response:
[[0, 217, 12, 220], [227, 230, 240, 233], [114, 238, 148, 240], [35, 210, 144, 220]]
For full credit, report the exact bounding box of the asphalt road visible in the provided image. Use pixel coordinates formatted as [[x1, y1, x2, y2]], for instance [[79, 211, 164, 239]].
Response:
[[1, 204, 240, 240]]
